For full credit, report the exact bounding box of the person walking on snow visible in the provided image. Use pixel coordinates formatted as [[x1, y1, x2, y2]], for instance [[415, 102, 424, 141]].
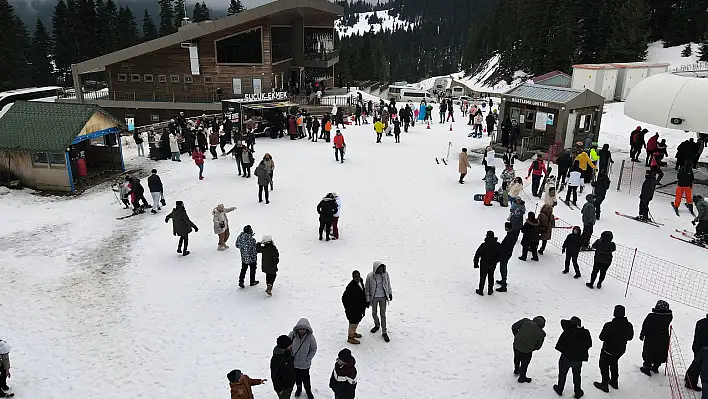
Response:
[[235, 225, 259, 288], [586, 231, 616, 289], [562, 226, 584, 278], [147, 169, 164, 214], [192, 147, 206, 180], [519, 212, 541, 261], [329, 349, 358, 399], [212, 204, 236, 251], [0, 339, 12, 398], [527, 154, 548, 197], [254, 160, 271, 204], [439, 100, 447, 124], [673, 162, 695, 215], [593, 305, 634, 393], [342, 270, 367, 344], [575, 151, 596, 190], [288, 318, 318, 399], [334, 130, 346, 163], [580, 194, 596, 250], [508, 177, 524, 206], [537, 204, 555, 255], [483, 166, 499, 206], [393, 118, 401, 143], [512, 316, 547, 383], [553, 316, 593, 398], [227, 369, 265, 399], [639, 300, 673, 376], [365, 261, 393, 342], [332, 192, 342, 240], [496, 222, 520, 292], [556, 149, 573, 187], [263, 153, 275, 191], [271, 335, 296, 399], [165, 201, 198, 256], [474, 230, 503, 296], [459, 148, 471, 184], [544, 177, 558, 207], [318, 193, 338, 241], [256, 235, 279, 296], [241, 146, 254, 178], [208, 129, 219, 159]]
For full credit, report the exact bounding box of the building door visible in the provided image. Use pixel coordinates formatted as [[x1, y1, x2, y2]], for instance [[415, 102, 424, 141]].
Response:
[[524, 110, 535, 132], [565, 113, 577, 149], [253, 78, 262, 95], [510, 107, 521, 123]]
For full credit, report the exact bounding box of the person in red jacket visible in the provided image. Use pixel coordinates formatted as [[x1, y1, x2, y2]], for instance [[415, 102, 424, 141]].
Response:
[[192, 148, 205, 180], [645, 133, 659, 167], [527, 154, 548, 198], [333, 130, 346, 163]]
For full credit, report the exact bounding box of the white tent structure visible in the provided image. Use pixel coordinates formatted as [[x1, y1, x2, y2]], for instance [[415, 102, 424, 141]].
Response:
[[624, 71, 708, 132]]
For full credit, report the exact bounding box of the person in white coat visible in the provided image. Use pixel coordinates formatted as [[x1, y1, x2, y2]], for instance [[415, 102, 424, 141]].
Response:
[[169, 134, 180, 162], [365, 261, 393, 342], [212, 204, 236, 251], [331, 192, 342, 239], [565, 164, 583, 206]]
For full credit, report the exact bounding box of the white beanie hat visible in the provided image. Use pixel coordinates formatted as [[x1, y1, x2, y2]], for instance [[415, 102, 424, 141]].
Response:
[[0, 340, 10, 355], [261, 235, 273, 243]]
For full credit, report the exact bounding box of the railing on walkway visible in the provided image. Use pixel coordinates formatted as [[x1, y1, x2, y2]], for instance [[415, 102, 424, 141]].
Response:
[[304, 50, 339, 62], [59, 90, 241, 104], [667, 326, 698, 399], [519, 136, 545, 161]]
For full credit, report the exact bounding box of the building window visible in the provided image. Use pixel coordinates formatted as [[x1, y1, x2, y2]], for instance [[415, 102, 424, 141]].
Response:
[[150, 114, 160, 122], [170, 75, 180, 83], [131, 74, 141, 82], [144, 74, 154, 83], [157, 74, 167, 83], [183, 75, 193, 84], [203, 75, 213, 84], [32, 152, 49, 166], [117, 74, 127, 82], [215, 27, 263, 64], [579, 114, 592, 132], [48, 153, 67, 167], [32, 152, 66, 168], [271, 26, 293, 62]]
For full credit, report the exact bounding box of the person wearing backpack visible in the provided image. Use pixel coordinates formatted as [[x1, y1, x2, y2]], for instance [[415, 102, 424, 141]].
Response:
[[271, 335, 296, 399], [519, 212, 540, 261], [593, 172, 611, 220], [527, 154, 548, 197], [562, 226, 583, 278], [586, 231, 616, 289]]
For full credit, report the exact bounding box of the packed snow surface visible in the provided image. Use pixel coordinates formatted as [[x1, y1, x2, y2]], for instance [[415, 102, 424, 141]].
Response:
[[0, 105, 706, 399]]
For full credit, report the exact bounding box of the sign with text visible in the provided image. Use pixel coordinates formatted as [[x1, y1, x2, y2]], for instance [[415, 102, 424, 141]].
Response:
[[509, 97, 550, 108], [235, 91, 289, 103], [535, 112, 547, 131]]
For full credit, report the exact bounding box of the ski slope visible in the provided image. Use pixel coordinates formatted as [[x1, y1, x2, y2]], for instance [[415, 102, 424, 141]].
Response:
[[0, 110, 705, 399], [335, 10, 413, 37]]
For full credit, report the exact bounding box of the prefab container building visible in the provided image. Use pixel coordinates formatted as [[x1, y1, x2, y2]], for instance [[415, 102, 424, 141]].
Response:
[[612, 62, 670, 101], [571, 64, 619, 102]]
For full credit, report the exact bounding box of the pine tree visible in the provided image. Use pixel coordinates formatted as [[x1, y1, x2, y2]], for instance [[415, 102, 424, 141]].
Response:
[[173, 0, 186, 28], [116, 5, 139, 49], [52, 0, 72, 73], [201, 2, 210, 20], [96, 0, 118, 54], [30, 18, 53, 86], [227, 0, 245, 15], [682, 42, 693, 56], [75, 0, 99, 59], [192, 2, 207, 22], [157, 0, 174, 36], [607, 0, 650, 61], [142, 9, 158, 41], [0, 0, 31, 90], [700, 33, 708, 61]]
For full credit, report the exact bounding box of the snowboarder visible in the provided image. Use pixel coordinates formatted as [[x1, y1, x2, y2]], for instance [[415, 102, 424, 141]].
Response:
[[673, 162, 694, 215], [271, 335, 296, 399], [474, 230, 503, 296], [164, 201, 198, 256], [581, 194, 596, 249], [342, 270, 367, 344], [527, 154, 548, 197], [459, 148, 471, 184], [256, 235, 279, 296], [537, 204, 555, 255], [694, 195, 708, 245], [192, 147, 206, 180], [329, 349, 357, 399], [317, 193, 338, 241], [212, 204, 236, 251], [254, 160, 271, 204], [511, 316, 547, 383], [565, 163, 583, 206], [0, 339, 12, 398], [334, 130, 346, 162], [235, 225, 259, 288], [241, 146, 254, 178], [519, 212, 541, 261], [227, 369, 265, 399], [593, 172, 611, 220], [332, 192, 342, 240], [365, 261, 393, 342], [288, 318, 318, 399], [263, 153, 275, 191], [562, 226, 583, 278], [639, 300, 673, 376], [685, 314, 708, 391], [147, 169, 164, 214], [593, 305, 634, 393], [483, 166, 499, 206], [553, 316, 592, 399], [638, 170, 657, 222], [586, 231, 616, 289], [496, 222, 520, 292]]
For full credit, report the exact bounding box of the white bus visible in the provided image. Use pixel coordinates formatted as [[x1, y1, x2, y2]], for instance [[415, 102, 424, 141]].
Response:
[[399, 88, 436, 103], [387, 84, 408, 101]]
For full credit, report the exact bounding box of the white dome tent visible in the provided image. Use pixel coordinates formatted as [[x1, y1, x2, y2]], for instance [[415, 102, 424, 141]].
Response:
[[624, 71, 708, 133]]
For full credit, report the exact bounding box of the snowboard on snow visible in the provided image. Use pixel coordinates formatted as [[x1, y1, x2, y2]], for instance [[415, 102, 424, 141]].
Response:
[[474, 192, 504, 203]]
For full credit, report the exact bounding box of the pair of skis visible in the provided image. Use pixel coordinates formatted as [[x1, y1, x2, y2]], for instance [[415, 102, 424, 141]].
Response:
[[435, 142, 453, 165], [614, 211, 663, 227], [670, 229, 707, 249]]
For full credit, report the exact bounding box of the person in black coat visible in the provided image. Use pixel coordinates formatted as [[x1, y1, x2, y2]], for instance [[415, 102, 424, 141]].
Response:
[[598, 144, 613, 175], [556, 149, 573, 186], [519, 212, 540, 261], [147, 169, 164, 214], [342, 270, 367, 344], [685, 313, 708, 390], [553, 316, 593, 398], [501, 116, 512, 147], [593, 171, 611, 220], [593, 305, 634, 392], [196, 129, 208, 153], [510, 120, 521, 150], [317, 193, 338, 241], [496, 222, 520, 292], [640, 300, 673, 376], [486, 112, 496, 137], [126, 175, 150, 212], [586, 231, 616, 289], [638, 170, 657, 222], [474, 231, 503, 296], [271, 335, 296, 399], [562, 226, 583, 278], [329, 349, 357, 399]]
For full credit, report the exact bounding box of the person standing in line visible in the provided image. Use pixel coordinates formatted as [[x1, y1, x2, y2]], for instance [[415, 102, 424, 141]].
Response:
[[459, 148, 471, 184], [598, 144, 613, 176], [586, 231, 616, 289], [537, 204, 555, 255], [673, 162, 695, 215], [226, 141, 243, 175], [256, 235, 279, 296], [575, 150, 596, 191], [169, 133, 181, 161], [565, 163, 583, 206], [496, 222, 520, 292], [685, 313, 708, 391], [311, 117, 320, 143], [212, 204, 236, 251], [483, 166, 499, 206], [147, 169, 164, 214], [645, 133, 659, 167], [365, 261, 393, 342], [164, 201, 198, 256], [593, 305, 634, 393], [235, 225, 259, 288], [474, 230, 503, 296], [518, 212, 540, 261], [580, 194, 596, 250], [508, 177, 524, 206], [556, 149, 573, 187], [637, 170, 656, 222], [241, 145, 254, 178], [270, 335, 296, 399], [342, 270, 367, 344], [329, 349, 357, 399], [254, 160, 271, 204], [593, 172, 610, 220], [439, 100, 447, 124], [393, 118, 401, 143], [373, 119, 384, 143], [562, 226, 584, 278], [317, 193, 338, 241], [192, 147, 206, 180], [334, 130, 346, 163], [208, 128, 219, 159], [639, 300, 673, 376], [306, 112, 313, 139], [133, 130, 145, 157], [263, 153, 275, 191], [486, 111, 496, 137], [511, 316, 547, 383], [473, 113, 484, 137], [527, 154, 548, 198], [0, 339, 12, 398], [227, 369, 265, 399], [500, 164, 516, 207], [332, 192, 342, 240], [288, 318, 317, 399], [553, 317, 593, 398]]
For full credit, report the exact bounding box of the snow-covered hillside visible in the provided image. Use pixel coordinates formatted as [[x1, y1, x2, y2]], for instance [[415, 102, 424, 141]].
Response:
[[646, 41, 701, 70], [335, 10, 413, 37]]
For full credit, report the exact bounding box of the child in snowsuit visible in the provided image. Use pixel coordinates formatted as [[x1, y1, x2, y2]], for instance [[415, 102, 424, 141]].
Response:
[[257, 235, 279, 296], [483, 166, 499, 206], [565, 164, 583, 206], [113, 181, 130, 208], [586, 231, 616, 289], [562, 226, 583, 278], [227, 369, 265, 399]]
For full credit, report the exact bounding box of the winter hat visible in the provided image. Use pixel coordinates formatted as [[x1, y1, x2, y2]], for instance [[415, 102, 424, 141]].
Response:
[[151, 169, 157, 174], [0, 340, 10, 355], [572, 226, 581, 234], [227, 369, 242, 382], [243, 225, 253, 235], [654, 300, 670, 311], [338, 348, 354, 363], [175, 201, 184, 208], [614, 305, 626, 318], [533, 316, 546, 328], [462, 148, 468, 152], [216, 204, 225, 212], [570, 316, 582, 327], [276, 335, 292, 349], [261, 235, 273, 243], [486, 230, 495, 239], [601, 231, 614, 241]]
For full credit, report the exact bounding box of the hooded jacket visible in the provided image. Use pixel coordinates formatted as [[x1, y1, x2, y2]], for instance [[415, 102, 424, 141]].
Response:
[[365, 261, 392, 302], [593, 173, 611, 200], [329, 356, 357, 399], [537, 204, 555, 241], [474, 235, 502, 269], [640, 307, 673, 364], [562, 229, 584, 256], [575, 152, 596, 171], [500, 230, 520, 258], [555, 319, 593, 362], [556, 152, 573, 174], [592, 231, 616, 265], [342, 278, 367, 324], [500, 168, 516, 185], [254, 162, 271, 186], [317, 196, 338, 222], [256, 240, 279, 274], [270, 346, 296, 394], [600, 316, 634, 357], [288, 318, 318, 369], [695, 195, 708, 221], [212, 206, 236, 234], [581, 194, 596, 226], [508, 181, 524, 198], [263, 155, 275, 173], [165, 206, 197, 236], [484, 168, 499, 191], [235, 231, 257, 263], [512, 317, 547, 354], [520, 218, 540, 245]]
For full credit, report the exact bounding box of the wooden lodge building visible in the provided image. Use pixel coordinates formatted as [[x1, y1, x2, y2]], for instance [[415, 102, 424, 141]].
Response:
[[59, 0, 343, 126]]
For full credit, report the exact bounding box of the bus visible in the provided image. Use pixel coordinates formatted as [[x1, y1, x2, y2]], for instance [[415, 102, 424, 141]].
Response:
[[0, 86, 61, 109], [399, 88, 436, 103], [387, 84, 408, 101]]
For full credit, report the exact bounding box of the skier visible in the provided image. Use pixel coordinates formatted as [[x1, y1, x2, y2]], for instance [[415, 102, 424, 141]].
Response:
[[676, 138, 698, 171], [147, 169, 164, 214], [256, 235, 279, 296], [556, 149, 573, 187], [334, 130, 346, 162], [500, 164, 516, 207], [241, 146, 254, 178], [474, 230, 503, 296], [288, 318, 318, 399], [685, 314, 708, 391], [593, 305, 634, 393], [164, 201, 198, 256], [373, 119, 384, 143], [192, 147, 206, 180], [329, 349, 357, 399], [580, 194, 596, 250], [639, 300, 673, 376], [354, 103, 362, 126], [212, 204, 236, 251], [0, 339, 12, 398], [332, 192, 342, 240], [501, 116, 512, 147], [673, 162, 695, 215], [519, 212, 541, 261], [645, 133, 659, 166], [483, 166, 499, 206], [694, 195, 708, 245], [586, 231, 616, 289], [235, 225, 259, 288], [317, 193, 338, 241], [537, 204, 555, 255], [365, 261, 393, 342], [169, 133, 181, 161], [562, 226, 583, 278], [459, 148, 471, 184], [593, 172, 611, 220], [649, 151, 666, 185], [306, 113, 314, 139], [254, 160, 271, 204], [112, 180, 130, 209], [598, 144, 613, 176], [511, 316, 547, 383], [637, 170, 657, 222], [342, 270, 367, 344], [496, 222, 520, 292], [271, 335, 296, 399], [553, 316, 593, 398], [527, 154, 548, 197], [510, 120, 521, 150], [227, 369, 265, 399]]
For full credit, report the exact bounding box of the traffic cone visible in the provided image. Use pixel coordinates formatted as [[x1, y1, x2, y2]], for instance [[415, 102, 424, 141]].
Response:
[[449, 123, 453, 132], [426, 121, 431, 130], [483, 127, 487, 133]]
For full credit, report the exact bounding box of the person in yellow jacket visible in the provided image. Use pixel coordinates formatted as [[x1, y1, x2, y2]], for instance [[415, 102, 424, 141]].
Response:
[[374, 119, 385, 143], [575, 151, 596, 191], [589, 145, 600, 163]]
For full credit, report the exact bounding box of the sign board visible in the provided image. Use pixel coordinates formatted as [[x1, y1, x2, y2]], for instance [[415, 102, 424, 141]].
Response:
[[126, 117, 135, 132], [547, 113, 555, 126], [519, 114, 525, 124], [253, 78, 262, 95], [232, 91, 288, 103], [535, 112, 547, 131], [232, 78, 242, 95], [508, 97, 550, 108]]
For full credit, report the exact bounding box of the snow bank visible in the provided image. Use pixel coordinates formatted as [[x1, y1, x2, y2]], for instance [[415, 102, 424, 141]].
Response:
[[646, 41, 700, 70]]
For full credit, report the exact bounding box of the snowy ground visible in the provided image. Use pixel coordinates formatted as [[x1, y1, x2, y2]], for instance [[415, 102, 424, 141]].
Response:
[[0, 110, 706, 399]]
